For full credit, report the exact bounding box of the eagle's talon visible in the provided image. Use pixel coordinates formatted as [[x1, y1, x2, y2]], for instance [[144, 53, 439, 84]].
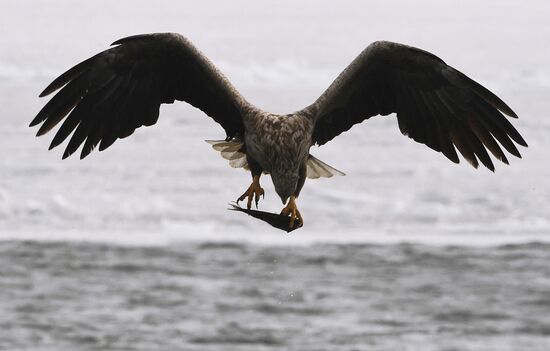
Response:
[[238, 176, 264, 210], [280, 195, 303, 229]]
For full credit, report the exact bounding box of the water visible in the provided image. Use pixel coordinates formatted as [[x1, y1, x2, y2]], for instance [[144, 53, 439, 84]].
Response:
[[1, 241, 549, 350], [1, 1, 550, 349]]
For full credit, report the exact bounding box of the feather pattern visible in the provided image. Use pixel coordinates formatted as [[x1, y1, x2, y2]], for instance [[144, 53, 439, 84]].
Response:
[[32, 33, 251, 159], [306, 41, 527, 170]]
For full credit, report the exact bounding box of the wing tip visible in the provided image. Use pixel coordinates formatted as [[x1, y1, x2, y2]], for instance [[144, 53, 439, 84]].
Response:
[[506, 109, 519, 119], [39, 86, 56, 98], [466, 157, 479, 170], [516, 137, 528, 148], [35, 128, 48, 137], [500, 154, 510, 165], [111, 34, 153, 46], [29, 119, 41, 128], [495, 101, 518, 119]]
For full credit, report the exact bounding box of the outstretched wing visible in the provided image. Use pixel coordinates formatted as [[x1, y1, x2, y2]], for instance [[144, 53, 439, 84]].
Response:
[[306, 41, 527, 171], [30, 33, 249, 159]]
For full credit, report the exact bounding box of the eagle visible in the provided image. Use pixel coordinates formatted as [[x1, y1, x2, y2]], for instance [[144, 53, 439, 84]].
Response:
[[30, 33, 527, 229]]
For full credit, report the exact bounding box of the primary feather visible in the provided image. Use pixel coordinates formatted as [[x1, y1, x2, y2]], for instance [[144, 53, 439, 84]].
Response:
[[31, 33, 248, 159], [31, 34, 527, 211], [306, 41, 526, 171]]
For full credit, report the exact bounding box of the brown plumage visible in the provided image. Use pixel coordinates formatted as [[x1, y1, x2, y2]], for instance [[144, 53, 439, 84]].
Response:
[[30, 33, 527, 229]]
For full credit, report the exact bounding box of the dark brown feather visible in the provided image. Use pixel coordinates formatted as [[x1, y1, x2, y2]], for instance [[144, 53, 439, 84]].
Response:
[[467, 117, 509, 164], [32, 33, 248, 159], [459, 124, 494, 171], [38, 51, 107, 98], [31, 74, 89, 129], [442, 67, 518, 118], [450, 129, 479, 168], [308, 40, 526, 171]]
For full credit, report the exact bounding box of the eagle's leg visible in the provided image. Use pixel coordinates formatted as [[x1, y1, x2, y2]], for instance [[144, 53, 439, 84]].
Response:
[[280, 162, 306, 229], [237, 175, 264, 209], [237, 157, 264, 209]]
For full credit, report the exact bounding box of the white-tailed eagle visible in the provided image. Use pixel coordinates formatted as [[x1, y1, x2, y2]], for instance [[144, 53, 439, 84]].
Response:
[[30, 33, 527, 229]]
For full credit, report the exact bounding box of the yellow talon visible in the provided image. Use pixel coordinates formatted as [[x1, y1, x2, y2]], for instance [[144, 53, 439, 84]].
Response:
[[237, 175, 264, 209], [280, 195, 303, 229]]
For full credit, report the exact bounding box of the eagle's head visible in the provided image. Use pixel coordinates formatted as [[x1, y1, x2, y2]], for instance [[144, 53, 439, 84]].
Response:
[[272, 172, 300, 204]]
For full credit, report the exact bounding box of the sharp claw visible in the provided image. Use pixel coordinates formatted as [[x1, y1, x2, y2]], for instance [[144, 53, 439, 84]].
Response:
[[237, 193, 246, 205], [289, 214, 295, 229], [280, 196, 303, 230], [238, 178, 264, 210], [296, 210, 303, 228]]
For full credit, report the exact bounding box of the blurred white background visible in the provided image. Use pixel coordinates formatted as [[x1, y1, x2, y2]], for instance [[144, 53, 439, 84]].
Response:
[[1, 0, 549, 245]]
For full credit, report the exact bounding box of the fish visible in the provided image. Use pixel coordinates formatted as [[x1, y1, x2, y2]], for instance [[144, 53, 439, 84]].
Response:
[[228, 203, 302, 232]]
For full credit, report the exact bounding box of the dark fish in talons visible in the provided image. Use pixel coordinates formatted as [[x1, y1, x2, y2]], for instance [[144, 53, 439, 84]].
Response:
[[228, 203, 302, 232]]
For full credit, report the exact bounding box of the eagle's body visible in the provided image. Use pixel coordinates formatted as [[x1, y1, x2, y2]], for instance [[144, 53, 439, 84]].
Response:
[[30, 33, 527, 229], [244, 110, 313, 202]]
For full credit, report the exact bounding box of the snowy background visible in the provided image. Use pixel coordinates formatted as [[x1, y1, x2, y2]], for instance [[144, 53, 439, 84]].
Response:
[[1, 1, 549, 350]]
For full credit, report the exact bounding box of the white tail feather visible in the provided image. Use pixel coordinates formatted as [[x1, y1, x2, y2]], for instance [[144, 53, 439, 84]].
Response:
[[206, 140, 345, 178], [307, 155, 346, 178], [206, 139, 250, 170]]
